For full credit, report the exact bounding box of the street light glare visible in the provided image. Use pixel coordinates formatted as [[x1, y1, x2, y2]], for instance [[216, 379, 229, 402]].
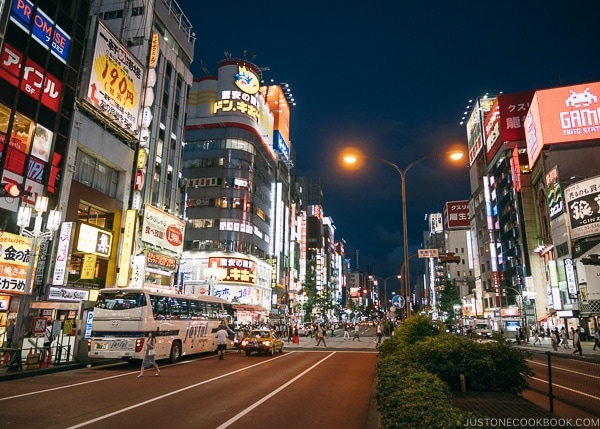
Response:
[[449, 151, 464, 161], [343, 155, 358, 164]]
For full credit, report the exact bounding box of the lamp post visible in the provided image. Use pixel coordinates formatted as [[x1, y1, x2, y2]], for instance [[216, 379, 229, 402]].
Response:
[[12, 196, 62, 350], [369, 275, 401, 314], [504, 286, 527, 335], [343, 150, 464, 320]]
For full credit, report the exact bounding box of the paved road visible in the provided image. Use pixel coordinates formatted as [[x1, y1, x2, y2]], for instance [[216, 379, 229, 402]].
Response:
[[0, 339, 380, 429]]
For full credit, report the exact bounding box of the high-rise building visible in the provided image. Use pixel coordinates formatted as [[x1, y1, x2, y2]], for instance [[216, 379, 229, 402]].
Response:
[[180, 56, 294, 322]]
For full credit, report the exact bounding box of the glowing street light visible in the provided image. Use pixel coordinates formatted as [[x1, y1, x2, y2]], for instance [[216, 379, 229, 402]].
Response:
[[12, 196, 62, 352], [342, 149, 464, 318]]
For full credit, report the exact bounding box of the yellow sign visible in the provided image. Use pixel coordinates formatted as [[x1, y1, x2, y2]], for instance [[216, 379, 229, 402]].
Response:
[[81, 254, 97, 279]]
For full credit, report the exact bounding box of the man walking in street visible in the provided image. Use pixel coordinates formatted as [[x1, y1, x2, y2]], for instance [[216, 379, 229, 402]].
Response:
[[594, 329, 600, 351], [353, 323, 360, 341], [572, 328, 583, 357]]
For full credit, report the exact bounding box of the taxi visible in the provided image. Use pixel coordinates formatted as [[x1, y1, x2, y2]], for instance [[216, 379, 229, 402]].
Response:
[[240, 329, 284, 356]]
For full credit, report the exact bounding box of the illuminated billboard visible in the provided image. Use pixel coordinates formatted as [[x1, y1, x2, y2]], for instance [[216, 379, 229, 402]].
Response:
[[565, 175, 600, 240], [0, 232, 32, 294], [526, 81, 600, 168], [10, 0, 71, 64], [444, 201, 470, 229], [82, 19, 143, 137], [141, 204, 185, 254], [484, 91, 533, 163]]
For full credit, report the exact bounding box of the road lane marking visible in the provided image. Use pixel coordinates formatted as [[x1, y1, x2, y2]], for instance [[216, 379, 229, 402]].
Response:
[[528, 360, 600, 380], [530, 376, 600, 401], [0, 360, 196, 402], [215, 352, 337, 429], [64, 352, 292, 428]]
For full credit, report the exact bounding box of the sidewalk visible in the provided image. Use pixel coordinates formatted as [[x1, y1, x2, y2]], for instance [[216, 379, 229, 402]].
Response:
[[284, 328, 382, 350], [513, 339, 600, 363]]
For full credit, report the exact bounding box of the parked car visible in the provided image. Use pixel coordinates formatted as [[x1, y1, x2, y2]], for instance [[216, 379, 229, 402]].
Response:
[[297, 323, 313, 337], [240, 329, 284, 356]]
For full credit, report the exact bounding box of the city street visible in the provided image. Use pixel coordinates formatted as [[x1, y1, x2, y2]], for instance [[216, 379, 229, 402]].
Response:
[[0, 337, 379, 429]]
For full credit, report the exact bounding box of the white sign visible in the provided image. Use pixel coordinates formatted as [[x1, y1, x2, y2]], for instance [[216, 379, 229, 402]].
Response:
[[418, 249, 439, 258], [53, 222, 73, 285], [141, 204, 185, 254]]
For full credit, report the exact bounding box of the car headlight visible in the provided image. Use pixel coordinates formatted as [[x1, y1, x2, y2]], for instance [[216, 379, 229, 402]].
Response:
[[264, 341, 271, 346]]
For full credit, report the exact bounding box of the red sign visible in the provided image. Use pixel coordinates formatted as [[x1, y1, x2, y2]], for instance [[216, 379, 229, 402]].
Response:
[[484, 91, 534, 164], [527, 81, 600, 168], [0, 43, 62, 112], [444, 200, 470, 229]]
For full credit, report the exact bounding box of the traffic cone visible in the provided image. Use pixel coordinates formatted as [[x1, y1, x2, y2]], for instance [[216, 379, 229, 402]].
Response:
[[42, 348, 52, 368], [2, 351, 9, 366]]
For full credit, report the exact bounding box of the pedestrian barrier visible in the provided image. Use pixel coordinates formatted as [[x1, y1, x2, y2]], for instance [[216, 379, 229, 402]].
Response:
[[526, 349, 599, 417], [1, 344, 74, 373]]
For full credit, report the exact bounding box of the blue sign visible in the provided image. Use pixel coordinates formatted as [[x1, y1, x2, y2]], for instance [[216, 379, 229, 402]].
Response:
[[392, 295, 405, 309], [11, 0, 71, 64], [84, 311, 94, 339], [274, 131, 290, 162]]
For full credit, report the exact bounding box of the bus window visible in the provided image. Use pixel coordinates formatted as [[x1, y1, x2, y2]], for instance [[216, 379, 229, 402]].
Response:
[[150, 294, 168, 320], [189, 301, 201, 319], [95, 291, 146, 310], [179, 299, 190, 319]]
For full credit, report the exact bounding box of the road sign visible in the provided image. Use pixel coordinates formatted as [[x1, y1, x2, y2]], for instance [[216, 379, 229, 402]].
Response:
[[392, 294, 405, 309], [418, 248, 439, 258]]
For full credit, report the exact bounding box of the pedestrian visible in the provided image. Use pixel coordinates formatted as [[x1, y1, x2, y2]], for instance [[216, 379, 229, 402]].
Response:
[[5, 319, 14, 348], [376, 322, 383, 345], [292, 326, 300, 344], [314, 326, 322, 346], [532, 329, 541, 345], [330, 324, 336, 337], [353, 324, 360, 341], [138, 330, 160, 377], [235, 329, 245, 353], [594, 329, 600, 351], [343, 323, 350, 340], [320, 325, 327, 347], [215, 324, 228, 360], [42, 321, 54, 363], [550, 330, 559, 352], [560, 328, 570, 349], [572, 328, 583, 357]]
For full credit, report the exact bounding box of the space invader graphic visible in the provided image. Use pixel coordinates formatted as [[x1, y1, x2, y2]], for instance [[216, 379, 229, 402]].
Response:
[[565, 87, 598, 108]]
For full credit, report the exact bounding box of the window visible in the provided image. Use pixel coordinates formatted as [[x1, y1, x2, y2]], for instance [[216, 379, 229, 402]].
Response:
[[74, 151, 120, 198]]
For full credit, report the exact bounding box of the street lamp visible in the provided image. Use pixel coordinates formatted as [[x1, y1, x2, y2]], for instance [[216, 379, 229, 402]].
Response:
[[12, 196, 62, 350], [342, 149, 464, 319], [369, 275, 401, 313], [504, 286, 527, 335]]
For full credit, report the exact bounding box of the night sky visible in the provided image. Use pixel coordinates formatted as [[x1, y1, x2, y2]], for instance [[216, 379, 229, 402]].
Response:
[[176, 0, 600, 280]]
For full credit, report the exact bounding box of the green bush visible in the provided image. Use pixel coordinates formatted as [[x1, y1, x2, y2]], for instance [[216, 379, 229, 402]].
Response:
[[378, 315, 444, 358], [377, 357, 474, 429], [403, 334, 532, 394], [375, 318, 534, 427]]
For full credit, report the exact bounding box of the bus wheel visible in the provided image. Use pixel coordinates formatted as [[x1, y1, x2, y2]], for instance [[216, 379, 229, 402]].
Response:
[[169, 341, 182, 363]]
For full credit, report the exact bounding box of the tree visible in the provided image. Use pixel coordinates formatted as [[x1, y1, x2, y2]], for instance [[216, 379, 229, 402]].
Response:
[[437, 279, 461, 316]]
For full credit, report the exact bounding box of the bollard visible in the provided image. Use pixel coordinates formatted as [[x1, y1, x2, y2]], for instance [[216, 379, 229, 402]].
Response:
[[459, 373, 466, 392]]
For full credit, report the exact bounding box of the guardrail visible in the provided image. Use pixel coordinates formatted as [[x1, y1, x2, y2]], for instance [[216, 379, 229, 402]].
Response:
[[0, 343, 74, 373]]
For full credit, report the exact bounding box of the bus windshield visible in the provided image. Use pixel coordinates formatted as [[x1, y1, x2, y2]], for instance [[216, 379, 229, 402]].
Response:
[[95, 291, 146, 310]]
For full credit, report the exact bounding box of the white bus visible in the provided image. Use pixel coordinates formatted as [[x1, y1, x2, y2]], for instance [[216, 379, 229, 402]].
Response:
[[88, 287, 234, 362]]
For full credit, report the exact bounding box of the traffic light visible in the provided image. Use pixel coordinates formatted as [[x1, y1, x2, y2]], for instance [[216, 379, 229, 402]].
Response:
[[0, 182, 29, 198]]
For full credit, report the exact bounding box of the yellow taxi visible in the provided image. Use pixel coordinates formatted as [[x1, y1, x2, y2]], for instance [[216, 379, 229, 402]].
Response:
[[240, 329, 284, 356]]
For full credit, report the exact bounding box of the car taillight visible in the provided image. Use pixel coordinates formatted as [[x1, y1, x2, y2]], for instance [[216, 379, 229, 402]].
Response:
[[87, 339, 91, 351], [135, 338, 145, 352]]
